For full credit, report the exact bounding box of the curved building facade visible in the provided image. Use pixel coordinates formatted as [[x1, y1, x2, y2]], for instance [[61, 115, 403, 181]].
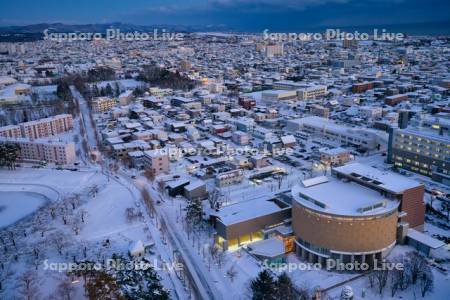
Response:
[[291, 177, 399, 266]]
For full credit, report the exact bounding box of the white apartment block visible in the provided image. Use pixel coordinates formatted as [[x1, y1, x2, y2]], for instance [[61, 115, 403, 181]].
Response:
[[19, 114, 73, 140], [0, 137, 76, 165]]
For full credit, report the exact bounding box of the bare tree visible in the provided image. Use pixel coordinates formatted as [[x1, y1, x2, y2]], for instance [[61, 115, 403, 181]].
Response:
[[374, 268, 389, 295], [208, 189, 221, 210], [69, 194, 81, 210], [419, 265, 434, 297], [297, 285, 310, 300], [141, 188, 156, 218], [78, 209, 88, 223], [51, 231, 68, 255], [55, 276, 76, 300], [407, 252, 427, 285], [17, 271, 41, 300], [72, 217, 82, 235], [368, 272, 375, 289], [89, 185, 99, 198]]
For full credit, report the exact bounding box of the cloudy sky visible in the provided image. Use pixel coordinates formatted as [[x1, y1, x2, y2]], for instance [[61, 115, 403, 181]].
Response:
[[0, 0, 449, 30]]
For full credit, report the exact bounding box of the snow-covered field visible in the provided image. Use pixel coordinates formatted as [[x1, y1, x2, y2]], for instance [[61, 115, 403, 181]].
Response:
[[0, 191, 48, 228], [0, 167, 187, 299]]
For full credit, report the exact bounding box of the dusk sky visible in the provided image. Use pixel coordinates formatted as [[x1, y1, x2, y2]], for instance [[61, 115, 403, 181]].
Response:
[[1, 0, 450, 30]]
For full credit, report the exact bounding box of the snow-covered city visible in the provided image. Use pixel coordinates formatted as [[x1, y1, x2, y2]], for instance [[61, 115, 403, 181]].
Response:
[[0, 1, 450, 299]]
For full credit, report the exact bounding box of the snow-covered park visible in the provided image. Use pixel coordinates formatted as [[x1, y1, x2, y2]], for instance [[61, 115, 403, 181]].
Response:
[[0, 167, 183, 299], [0, 191, 48, 228]]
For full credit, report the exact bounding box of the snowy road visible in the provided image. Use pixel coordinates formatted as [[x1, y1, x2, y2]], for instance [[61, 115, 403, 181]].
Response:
[[70, 86, 98, 153], [119, 172, 223, 300]]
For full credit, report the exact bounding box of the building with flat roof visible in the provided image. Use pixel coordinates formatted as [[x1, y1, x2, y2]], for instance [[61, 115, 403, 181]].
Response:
[[388, 118, 450, 185], [286, 116, 386, 150], [333, 163, 425, 229], [319, 147, 351, 166], [142, 149, 170, 176], [291, 163, 425, 266], [297, 85, 327, 100], [91, 97, 117, 113], [212, 197, 291, 251], [0, 137, 76, 165], [19, 114, 73, 140], [262, 90, 297, 102], [0, 125, 21, 138]]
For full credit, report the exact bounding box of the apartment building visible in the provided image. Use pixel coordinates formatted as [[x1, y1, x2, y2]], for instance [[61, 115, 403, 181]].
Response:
[[310, 104, 330, 118], [91, 97, 117, 113], [0, 137, 76, 165], [385, 94, 408, 106], [142, 149, 170, 176], [232, 131, 250, 145], [0, 125, 21, 138], [263, 43, 284, 57], [215, 169, 244, 187], [352, 81, 374, 93], [388, 119, 450, 185], [319, 147, 351, 166], [19, 114, 73, 140], [112, 140, 151, 158], [286, 116, 386, 150], [297, 85, 328, 100]]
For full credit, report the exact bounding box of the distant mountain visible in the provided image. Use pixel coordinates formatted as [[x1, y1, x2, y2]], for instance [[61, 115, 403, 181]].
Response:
[[0, 22, 233, 42], [0, 22, 231, 34]]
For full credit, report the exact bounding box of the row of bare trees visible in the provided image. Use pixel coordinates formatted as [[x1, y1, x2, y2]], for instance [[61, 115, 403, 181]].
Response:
[[368, 252, 434, 298]]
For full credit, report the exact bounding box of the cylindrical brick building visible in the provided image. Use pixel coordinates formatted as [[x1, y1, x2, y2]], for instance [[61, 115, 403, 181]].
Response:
[[291, 177, 399, 267]]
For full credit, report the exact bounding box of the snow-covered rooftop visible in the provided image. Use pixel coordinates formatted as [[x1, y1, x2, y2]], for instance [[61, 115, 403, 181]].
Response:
[[247, 238, 285, 258], [292, 176, 399, 217], [333, 163, 422, 193], [214, 198, 289, 226], [407, 229, 445, 249]]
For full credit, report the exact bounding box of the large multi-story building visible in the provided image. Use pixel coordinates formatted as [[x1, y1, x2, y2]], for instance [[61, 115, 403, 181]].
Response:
[[297, 85, 328, 100], [0, 137, 76, 165], [265, 43, 284, 57], [388, 117, 450, 185], [291, 163, 425, 266], [262, 90, 297, 102], [286, 116, 387, 150], [91, 97, 117, 113], [19, 114, 73, 140], [0, 125, 21, 138], [351, 81, 374, 93]]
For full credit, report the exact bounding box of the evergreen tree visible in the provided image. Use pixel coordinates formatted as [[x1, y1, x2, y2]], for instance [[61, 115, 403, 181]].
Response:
[[250, 270, 277, 300], [105, 83, 113, 96], [0, 143, 20, 170], [276, 272, 295, 300], [185, 197, 203, 226], [56, 80, 72, 101], [115, 82, 121, 97], [114, 256, 170, 300]]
